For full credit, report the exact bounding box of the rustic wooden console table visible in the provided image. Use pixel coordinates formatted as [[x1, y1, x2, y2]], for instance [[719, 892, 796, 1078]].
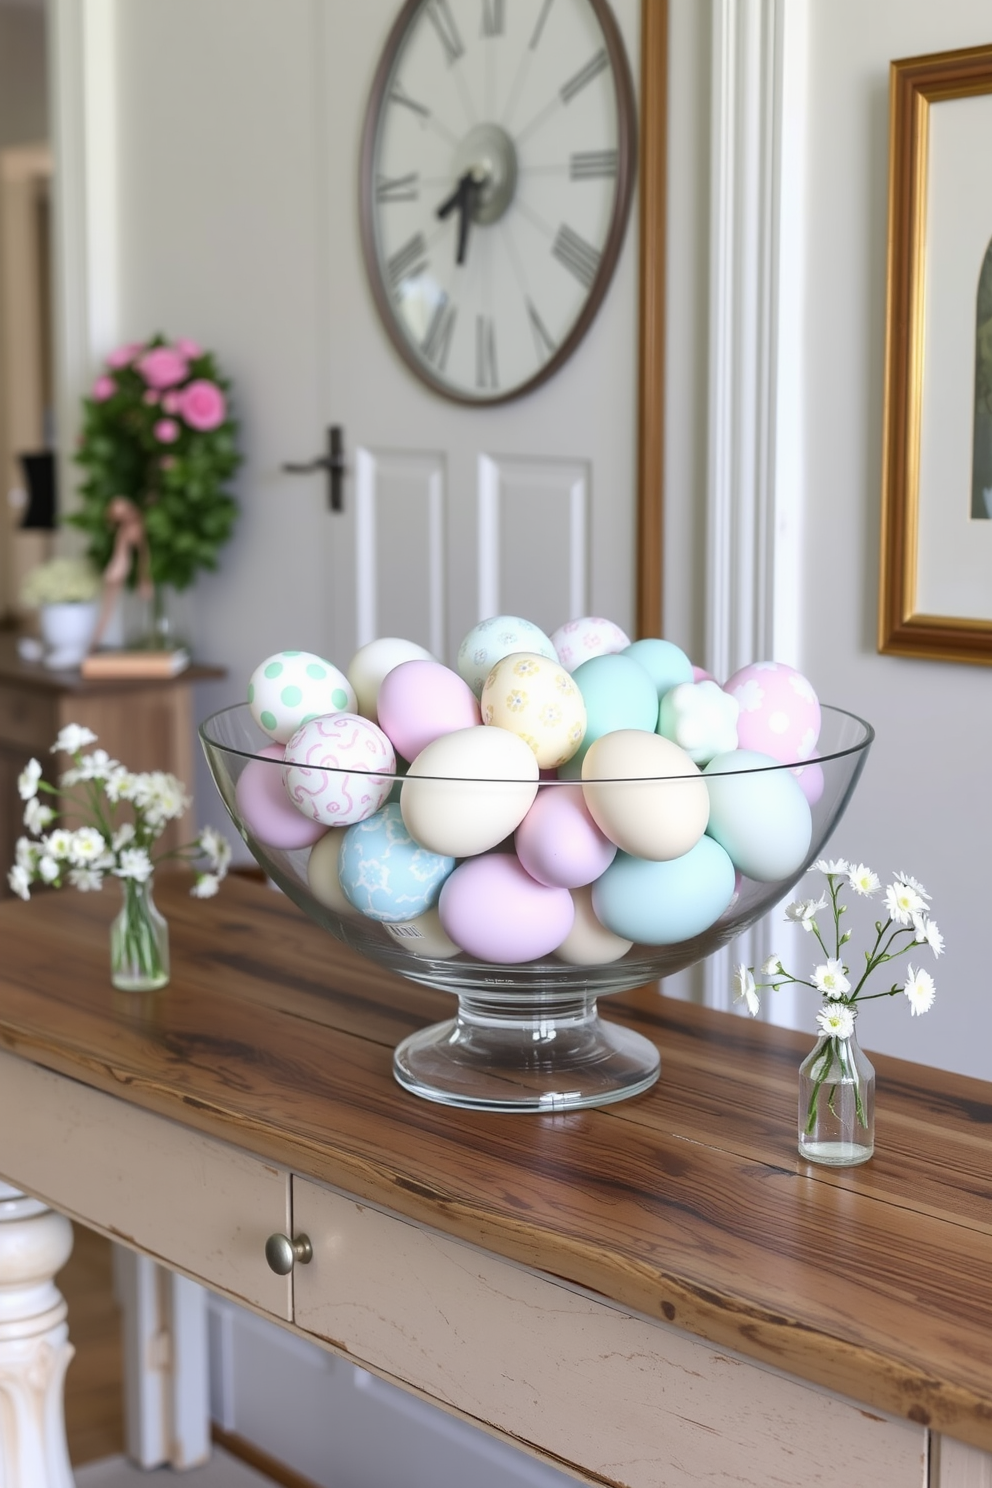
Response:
[[0, 876, 989, 1486]]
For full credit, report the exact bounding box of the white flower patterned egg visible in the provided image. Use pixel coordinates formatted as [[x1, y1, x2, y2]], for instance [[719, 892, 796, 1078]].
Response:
[[480, 652, 587, 769]]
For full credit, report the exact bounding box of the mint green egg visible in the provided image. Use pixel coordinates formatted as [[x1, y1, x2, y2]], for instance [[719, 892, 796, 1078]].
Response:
[[592, 837, 735, 945], [559, 653, 659, 779], [622, 638, 693, 700]]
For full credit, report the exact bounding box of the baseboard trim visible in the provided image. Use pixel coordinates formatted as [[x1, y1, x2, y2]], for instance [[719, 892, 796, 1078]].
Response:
[[211, 1425, 322, 1488]]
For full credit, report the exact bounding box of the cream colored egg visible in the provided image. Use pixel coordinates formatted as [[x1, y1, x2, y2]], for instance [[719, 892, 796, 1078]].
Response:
[[401, 725, 539, 858], [346, 637, 434, 724], [581, 730, 709, 861], [480, 652, 586, 769], [554, 885, 633, 965], [306, 829, 361, 918], [384, 908, 461, 959]]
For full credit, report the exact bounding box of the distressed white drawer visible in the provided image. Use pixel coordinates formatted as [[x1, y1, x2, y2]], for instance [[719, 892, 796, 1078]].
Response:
[[0, 1051, 291, 1318], [292, 1177, 927, 1488]]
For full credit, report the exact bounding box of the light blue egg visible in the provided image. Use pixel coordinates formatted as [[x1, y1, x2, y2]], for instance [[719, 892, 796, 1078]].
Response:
[[591, 837, 736, 945], [622, 638, 694, 700], [339, 803, 455, 922], [559, 653, 659, 779], [704, 748, 812, 882], [456, 616, 557, 698]]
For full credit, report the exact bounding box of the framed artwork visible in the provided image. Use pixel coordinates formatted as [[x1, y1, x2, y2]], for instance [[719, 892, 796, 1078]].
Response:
[[879, 42, 992, 665]]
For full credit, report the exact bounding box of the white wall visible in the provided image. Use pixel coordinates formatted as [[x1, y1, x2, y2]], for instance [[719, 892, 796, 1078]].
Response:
[[663, 0, 992, 1079]]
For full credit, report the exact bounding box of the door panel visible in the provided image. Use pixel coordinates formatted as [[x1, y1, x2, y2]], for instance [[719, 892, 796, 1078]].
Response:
[[478, 452, 590, 632]]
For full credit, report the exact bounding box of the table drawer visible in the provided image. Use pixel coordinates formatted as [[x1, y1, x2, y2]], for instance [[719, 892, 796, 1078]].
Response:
[[293, 1177, 927, 1488], [0, 682, 56, 750], [0, 1052, 291, 1319]]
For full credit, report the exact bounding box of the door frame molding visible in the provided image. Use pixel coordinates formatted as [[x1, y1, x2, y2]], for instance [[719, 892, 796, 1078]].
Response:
[[636, 0, 668, 637]]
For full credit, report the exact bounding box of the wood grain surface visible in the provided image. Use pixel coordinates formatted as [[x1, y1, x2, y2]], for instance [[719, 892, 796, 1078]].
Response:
[[1, 876, 990, 1451]]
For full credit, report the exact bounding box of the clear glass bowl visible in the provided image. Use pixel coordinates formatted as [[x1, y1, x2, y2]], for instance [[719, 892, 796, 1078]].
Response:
[[200, 704, 872, 1113]]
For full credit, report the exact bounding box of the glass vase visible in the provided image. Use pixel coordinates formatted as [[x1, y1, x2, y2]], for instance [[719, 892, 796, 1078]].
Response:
[[798, 1011, 874, 1166], [110, 878, 170, 991]]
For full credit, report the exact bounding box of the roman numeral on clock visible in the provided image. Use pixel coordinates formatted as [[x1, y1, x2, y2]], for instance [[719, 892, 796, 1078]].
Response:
[[526, 298, 557, 362], [552, 224, 600, 289], [422, 296, 457, 372], [388, 233, 428, 290], [560, 49, 608, 104], [426, 0, 465, 64], [481, 0, 505, 36], [376, 172, 419, 204], [570, 150, 618, 180], [476, 315, 498, 390], [389, 80, 431, 119]]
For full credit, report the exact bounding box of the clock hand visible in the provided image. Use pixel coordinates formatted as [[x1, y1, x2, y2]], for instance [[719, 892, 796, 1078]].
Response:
[[436, 167, 485, 266]]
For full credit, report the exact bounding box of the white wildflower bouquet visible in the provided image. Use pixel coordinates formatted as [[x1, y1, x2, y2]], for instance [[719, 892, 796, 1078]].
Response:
[[9, 724, 231, 988], [734, 858, 942, 1153]]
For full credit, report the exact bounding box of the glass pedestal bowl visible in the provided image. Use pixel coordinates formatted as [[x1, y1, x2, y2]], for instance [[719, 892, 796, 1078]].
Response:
[[200, 704, 872, 1113]]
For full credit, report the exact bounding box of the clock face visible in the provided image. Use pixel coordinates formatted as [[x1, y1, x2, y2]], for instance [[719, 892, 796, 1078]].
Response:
[[359, 0, 637, 406]]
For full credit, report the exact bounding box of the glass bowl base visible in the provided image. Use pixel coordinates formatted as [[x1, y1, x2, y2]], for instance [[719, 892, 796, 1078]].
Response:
[[393, 996, 660, 1112]]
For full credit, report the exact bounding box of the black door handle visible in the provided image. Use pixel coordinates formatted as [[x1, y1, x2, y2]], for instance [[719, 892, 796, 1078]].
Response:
[[282, 425, 346, 511]]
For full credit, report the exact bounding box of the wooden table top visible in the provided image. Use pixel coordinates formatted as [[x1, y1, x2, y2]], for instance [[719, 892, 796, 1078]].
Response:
[[0, 633, 224, 694], [0, 875, 990, 1450]]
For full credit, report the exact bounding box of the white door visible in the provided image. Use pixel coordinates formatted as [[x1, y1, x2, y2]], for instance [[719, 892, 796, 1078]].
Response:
[[308, 0, 641, 666]]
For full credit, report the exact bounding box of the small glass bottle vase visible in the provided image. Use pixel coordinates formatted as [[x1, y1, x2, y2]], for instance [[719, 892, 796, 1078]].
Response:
[[798, 1011, 875, 1166], [110, 877, 170, 992]]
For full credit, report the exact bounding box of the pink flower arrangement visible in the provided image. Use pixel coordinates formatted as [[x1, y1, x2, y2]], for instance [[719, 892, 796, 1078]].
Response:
[[154, 419, 179, 444], [137, 346, 190, 390], [179, 379, 226, 432], [92, 375, 116, 402], [106, 342, 143, 370]]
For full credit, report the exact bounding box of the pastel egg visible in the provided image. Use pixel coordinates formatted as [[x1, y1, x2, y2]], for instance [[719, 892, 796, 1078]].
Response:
[[592, 837, 737, 946], [438, 854, 574, 963], [657, 680, 739, 766], [248, 650, 356, 744], [383, 907, 461, 959], [347, 637, 435, 724], [235, 744, 328, 850], [338, 803, 455, 922], [401, 725, 539, 857], [283, 713, 396, 827], [554, 885, 633, 965], [307, 828, 360, 917], [377, 659, 480, 762], [792, 758, 825, 805], [622, 638, 694, 700], [515, 783, 616, 888], [480, 652, 586, 769], [581, 730, 709, 861], [550, 617, 631, 672], [704, 748, 812, 881], [456, 615, 557, 698], [559, 652, 659, 778], [723, 661, 820, 763]]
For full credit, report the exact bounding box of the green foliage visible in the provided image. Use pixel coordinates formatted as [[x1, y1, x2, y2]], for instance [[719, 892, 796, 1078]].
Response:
[[71, 336, 241, 592]]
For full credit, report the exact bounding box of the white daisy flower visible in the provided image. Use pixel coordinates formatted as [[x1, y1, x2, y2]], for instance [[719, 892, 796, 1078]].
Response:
[[52, 724, 98, 755], [885, 881, 926, 926], [38, 855, 60, 884], [197, 826, 231, 877], [893, 871, 930, 901], [17, 758, 41, 801], [812, 960, 851, 998], [7, 864, 31, 900], [112, 822, 136, 852], [816, 1003, 855, 1039], [190, 873, 220, 899], [104, 768, 139, 803], [914, 917, 944, 958], [70, 826, 107, 864], [14, 837, 38, 871], [904, 966, 936, 1016], [74, 748, 116, 782], [44, 828, 75, 861], [815, 858, 849, 876], [847, 863, 880, 896], [733, 964, 760, 1016], [784, 895, 827, 932], [114, 847, 154, 883], [23, 796, 54, 834], [69, 867, 103, 892], [761, 954, 782, 977]]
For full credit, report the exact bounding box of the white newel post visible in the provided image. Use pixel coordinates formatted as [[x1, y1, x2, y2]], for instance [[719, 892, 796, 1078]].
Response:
[[0, 1183, 75, 1488]]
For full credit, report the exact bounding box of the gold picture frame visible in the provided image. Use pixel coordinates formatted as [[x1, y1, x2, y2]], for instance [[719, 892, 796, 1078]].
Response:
[[879, 42, 992, 665]]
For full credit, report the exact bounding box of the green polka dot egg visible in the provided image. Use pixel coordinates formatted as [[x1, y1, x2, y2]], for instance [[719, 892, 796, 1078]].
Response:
[[248, 650, 356, 744]]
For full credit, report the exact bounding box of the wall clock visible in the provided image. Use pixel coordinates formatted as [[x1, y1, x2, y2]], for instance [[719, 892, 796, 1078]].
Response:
[[359, 0, 637, 406]]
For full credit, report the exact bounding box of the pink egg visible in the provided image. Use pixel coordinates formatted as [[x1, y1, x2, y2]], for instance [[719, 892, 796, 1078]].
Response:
[[377, 659, 480, 762], [723, 661, 820, 764], [283, 713, 395, 827], [515, 784, 617, 888], [791, 758, 825, 805], [235, 744, 328, 850], [438, 854, 574, 963], [550, 617, 631, 672], [692, 665, 716, 683]]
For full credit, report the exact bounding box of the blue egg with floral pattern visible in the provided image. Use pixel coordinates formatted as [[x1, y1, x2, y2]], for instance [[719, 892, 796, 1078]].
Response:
[[338, 803, 455, 923]]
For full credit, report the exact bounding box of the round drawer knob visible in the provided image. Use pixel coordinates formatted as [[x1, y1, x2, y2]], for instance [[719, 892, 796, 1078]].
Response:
[[264, 1232, 313, 1275]]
